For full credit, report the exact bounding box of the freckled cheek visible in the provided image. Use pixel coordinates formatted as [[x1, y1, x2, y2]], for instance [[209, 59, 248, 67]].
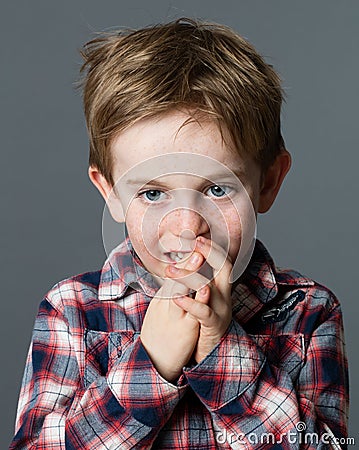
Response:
[[125, 209, 161, 256], [125, 212, 140, 239], [221, 209, 242, 260]]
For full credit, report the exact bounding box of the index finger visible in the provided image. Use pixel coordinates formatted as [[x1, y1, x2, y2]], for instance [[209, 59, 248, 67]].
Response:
[[195, 236, 233, 290]]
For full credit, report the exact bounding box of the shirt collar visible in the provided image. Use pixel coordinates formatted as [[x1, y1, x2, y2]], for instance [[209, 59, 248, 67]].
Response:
[[98, 238, 160, 301], [98, 237, 314, 303]]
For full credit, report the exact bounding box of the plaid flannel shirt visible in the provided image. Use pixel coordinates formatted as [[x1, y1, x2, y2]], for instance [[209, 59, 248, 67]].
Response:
[[10, 238, 349, 449]]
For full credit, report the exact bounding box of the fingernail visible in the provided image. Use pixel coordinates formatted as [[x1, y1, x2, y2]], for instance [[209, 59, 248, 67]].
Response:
[[189, 253, 200, 265], [168, 265, 179, 273], [200, 286, 207, 296], [196, 238, 204, 248]]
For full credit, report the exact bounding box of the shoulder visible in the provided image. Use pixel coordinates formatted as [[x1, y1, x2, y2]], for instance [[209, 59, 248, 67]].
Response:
[[274, 266, 343, 335], [248, 240, 344, 334], [251, 239, 342, 312], [276, 266, 341, 308], [43, 270, 102, 316]]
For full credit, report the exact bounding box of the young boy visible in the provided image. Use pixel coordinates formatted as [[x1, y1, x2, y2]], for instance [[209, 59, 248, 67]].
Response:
[[10, 18, 348, 449]]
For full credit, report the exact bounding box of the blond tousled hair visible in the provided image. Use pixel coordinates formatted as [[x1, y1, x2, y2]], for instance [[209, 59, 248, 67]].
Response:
[[78, 18, 285, 186]]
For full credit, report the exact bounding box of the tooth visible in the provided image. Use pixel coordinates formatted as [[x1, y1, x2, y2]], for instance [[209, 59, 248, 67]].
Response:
[[168, 251, 186, 262]]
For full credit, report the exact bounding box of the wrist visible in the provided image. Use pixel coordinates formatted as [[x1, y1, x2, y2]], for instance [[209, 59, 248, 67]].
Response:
[[139, 337, 182, 382], [195, 322, 232, 363]]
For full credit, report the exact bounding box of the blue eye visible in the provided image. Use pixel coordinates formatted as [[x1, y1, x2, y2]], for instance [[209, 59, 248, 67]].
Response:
[[140, 190, 165, 202], [206, 185, 231, 198]]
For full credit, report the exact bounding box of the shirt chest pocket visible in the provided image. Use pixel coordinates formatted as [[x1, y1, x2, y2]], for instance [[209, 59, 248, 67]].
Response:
[[83, 329, 136, 388], [249, 333, 305, 382]]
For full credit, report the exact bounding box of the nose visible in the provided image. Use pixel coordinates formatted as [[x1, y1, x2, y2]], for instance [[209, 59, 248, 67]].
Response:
[[159, 207, 209, 242]]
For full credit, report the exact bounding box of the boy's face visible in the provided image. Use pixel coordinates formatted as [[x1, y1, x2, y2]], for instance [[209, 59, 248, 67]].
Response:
[[105, 110, 263, 284]]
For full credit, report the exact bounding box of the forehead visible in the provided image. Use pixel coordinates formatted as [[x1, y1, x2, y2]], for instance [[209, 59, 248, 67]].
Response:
[[110, 111, 259, 184]]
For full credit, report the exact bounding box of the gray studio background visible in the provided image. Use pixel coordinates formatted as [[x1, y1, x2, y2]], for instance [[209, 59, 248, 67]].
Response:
[[1, 1, 358, 446]]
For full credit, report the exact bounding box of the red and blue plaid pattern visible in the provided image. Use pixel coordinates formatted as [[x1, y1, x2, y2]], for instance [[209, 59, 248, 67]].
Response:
[[10, 239, 349, 449]]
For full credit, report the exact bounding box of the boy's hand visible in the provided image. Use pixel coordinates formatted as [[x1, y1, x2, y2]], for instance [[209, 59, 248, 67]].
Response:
[[140, 253, 205, 382], [166, 236, 233, 364]]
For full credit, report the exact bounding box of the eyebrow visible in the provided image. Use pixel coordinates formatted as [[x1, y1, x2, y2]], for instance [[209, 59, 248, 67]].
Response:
[[125, 171, 244, 187]]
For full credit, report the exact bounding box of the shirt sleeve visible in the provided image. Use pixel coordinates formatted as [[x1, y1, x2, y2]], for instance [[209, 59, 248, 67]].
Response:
[[183, 302, 349, 449], [10, 299, 188, 449]]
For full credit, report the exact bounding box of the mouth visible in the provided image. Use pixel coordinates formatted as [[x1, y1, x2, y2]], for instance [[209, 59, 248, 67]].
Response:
[[164, 251, 191, 263]]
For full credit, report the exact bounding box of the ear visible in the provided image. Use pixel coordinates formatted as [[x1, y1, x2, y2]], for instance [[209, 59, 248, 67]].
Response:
[[88, 166, 125, 222], [258, 149, 292, 213]]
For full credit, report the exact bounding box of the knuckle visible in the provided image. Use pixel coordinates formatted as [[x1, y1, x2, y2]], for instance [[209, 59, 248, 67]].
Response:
[[201, 306, 212, 320]]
